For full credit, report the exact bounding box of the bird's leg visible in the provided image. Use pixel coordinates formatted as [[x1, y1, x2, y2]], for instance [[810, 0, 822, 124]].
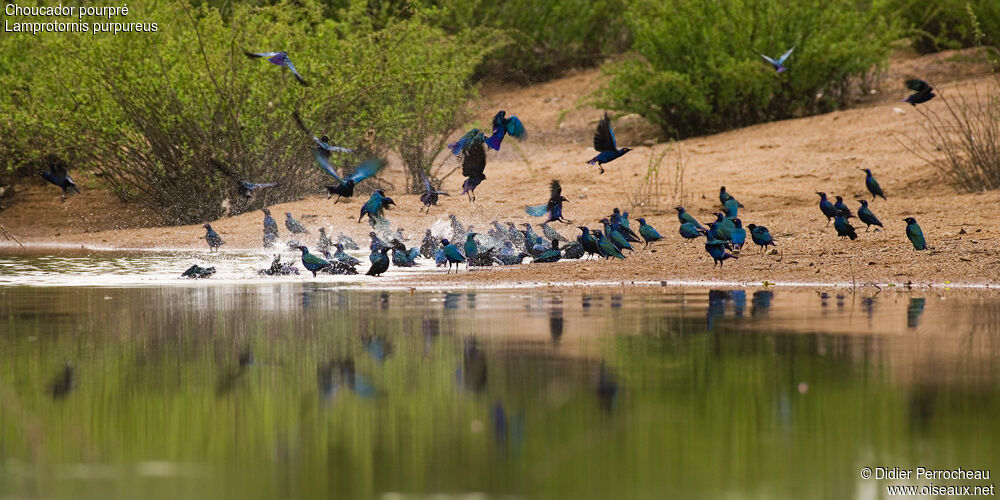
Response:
[[598, 165, 605, 175]]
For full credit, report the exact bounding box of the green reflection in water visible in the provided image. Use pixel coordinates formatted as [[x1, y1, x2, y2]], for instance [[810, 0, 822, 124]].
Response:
[[1, 285, 999, 499]]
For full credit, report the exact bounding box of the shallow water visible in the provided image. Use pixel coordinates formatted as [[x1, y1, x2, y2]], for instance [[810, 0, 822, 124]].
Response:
[[1, 254, 1000, 499]]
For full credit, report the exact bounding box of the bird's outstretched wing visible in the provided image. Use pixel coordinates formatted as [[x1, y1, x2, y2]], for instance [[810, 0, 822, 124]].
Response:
[[244, 181, 278, 190], [449, 129, 482, 156], [525, 204, 548, 217], [777, 47, 794, 65], [347, 158, 387, 183], [906, 79, 932, 92], [462, 141, 487, 178], [312, 149, 343, 182], [758, 52, 778, 66], [505, 115, 526, 139], [294, 111, 353, 153], [244, 51, 281, 59], [594, 113, 617, 152], [548, 180, 562, 204], [283, 56, 308, 86]]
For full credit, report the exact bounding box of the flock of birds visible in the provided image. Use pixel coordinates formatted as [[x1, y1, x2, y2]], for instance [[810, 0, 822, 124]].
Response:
[[34, 47, 937, 279]]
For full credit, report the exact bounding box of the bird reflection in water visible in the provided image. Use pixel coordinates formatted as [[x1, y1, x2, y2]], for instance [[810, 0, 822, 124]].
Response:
[[596, 362, 619, 413], [49, 363, 75, 400], [751, 290, 773, 317], [706, 290, 730, 331], [216, 349, 254, 397], [458, 337, 487, 393], [317, 358, 376, 401], [907, 298, 926, 329]]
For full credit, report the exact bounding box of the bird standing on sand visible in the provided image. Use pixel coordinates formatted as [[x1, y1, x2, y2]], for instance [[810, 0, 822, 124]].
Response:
[[679, 222, 701, 241], [587, 113, 632, 174], [39, 159, 80, 200], [577, 227, 600, 259], [594, 231, 626, 259], [704, 238, 738, 267], [601, 218, 633, 253], [730, 218, 747, 254], [203, 224, 223, 251], [525, 180, 571, 223], [817, 192, 839, 225], [637, 218, 663, 248], [262, 209, 279, 247], [534, 241, 562, 263], [332, 243, 361, 266], [833, 212, 858, 240], [286, 213, 309, 234], [860, 168, 886, 200], [719, 186, 743, 207], [746, 223, 776, 251], [904, 217, 927, 250], [834, 196, 853, 219], [297, 246, 331, 277], [857, 200, 883, 231], [904, 79, 935, 106], [757, 47, 794, 73], [245, 50, 308, 85], [485, 110, 527, 151]]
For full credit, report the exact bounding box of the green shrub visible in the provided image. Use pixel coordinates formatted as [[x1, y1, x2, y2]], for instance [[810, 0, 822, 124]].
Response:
[[2, 0, 490, 223], [878, 0, 1000, 53], [594, 0, 898, 139]]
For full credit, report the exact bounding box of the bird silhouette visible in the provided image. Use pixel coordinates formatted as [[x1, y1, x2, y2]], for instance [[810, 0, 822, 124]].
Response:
[[485, 110, 527, 151], [757, 47, 794, 73], [904, 79, 935, 106], [320, 158, 387, 203], [587, 113, 632, 174], [285, 213, 309, 234], [262, 209, 279, 247], [419, 173, 449, 211], [366, 246, 392, 276], [245, 50, 308, 85], [203, 224, 224, 251], [904, 217, 927, 250], [525, 180, 570, 223], [459, 134, 488, 202]]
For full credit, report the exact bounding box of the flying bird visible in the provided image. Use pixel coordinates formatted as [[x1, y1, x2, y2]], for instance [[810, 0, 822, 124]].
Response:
[[485, 110, 527, 151], [448, 128, 486, 156], [419, 172, 449, 211], [904, 79, 935, 106], [904, 217, 927, 250], [757, 47, 794, 73], [587, 113, 632, 174], [39, 159, 80, 200], [459, 133, 488, 202], [322, 158, 387, 203], [245, 50, 308, 86], [293, 110, 354, 154], [210, 159, 277, 199], [525, 180, 570, 223]]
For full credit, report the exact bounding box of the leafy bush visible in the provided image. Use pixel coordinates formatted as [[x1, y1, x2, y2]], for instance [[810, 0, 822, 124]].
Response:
[[2, 0, 490, 223], [878, 0, 1000, 53], [594, 0, 898, 139]]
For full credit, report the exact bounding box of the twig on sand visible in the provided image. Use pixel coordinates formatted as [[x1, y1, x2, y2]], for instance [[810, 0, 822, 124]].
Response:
[[0, 223, 24, 248]]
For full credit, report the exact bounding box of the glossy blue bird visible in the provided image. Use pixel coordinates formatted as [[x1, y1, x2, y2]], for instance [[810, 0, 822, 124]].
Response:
[[860, 168, 886, 200], [904, 217, 927, 250], [679, 222, 701, 241], [719, 186, 743, 207], [730, 218, 747, 253], [723, 198, 740, 219], [297, 245, 331, 277], [904, 79, 935, 106], [434, 248, 448, 267], [262, 209, 279, 246], [525, 180, 570, 223], [485, 110, 527, 151], [245, 50, 308, 86], [463, 233, 480, 264], [704, 238, 738, 267], [712, 213, 735, 241], [203, 224, 223, 251], [390, 240, 420, 267], [359, 189, 395, 224], [39, 159, 79, 200], [440, 238, 466, 272], [637, 218, 663, 248], [369, 231, 388, 253], [857, 200, 883, 231], [601, 218, 633, 253], [319, 158, 387, 203], [496, 242, 529, 265], [674, 206, 704, 229], [561, 241, 585, 259], [366, 246, 391, 276], [609, 208, 640, 242], [757, 47, 794, 73], [817, 192, 839, 225], [833, 213, 858, 240], [587, 113, 632, 174], [833, 196, 853, 219], [746, 224, 776, 252], [449, 128, 485, 156], [210, 159, 277, 199], [594, 231, 625, 259], [576, 226, 601, 259]]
